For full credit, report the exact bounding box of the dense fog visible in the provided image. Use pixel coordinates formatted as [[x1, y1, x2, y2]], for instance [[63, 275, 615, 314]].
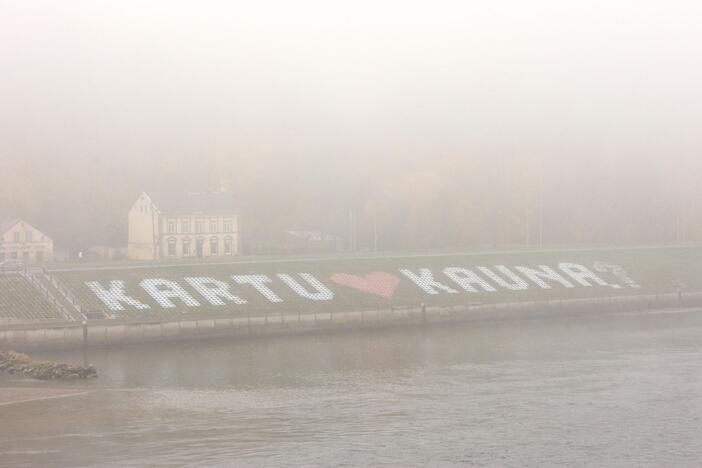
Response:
[[2, 0, 701, 252]]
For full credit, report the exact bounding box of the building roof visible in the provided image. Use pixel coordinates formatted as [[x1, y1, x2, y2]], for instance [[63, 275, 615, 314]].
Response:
[[145, 191, 238, 215], [0, 218, 19, 234], [0, 218, 52, 240]]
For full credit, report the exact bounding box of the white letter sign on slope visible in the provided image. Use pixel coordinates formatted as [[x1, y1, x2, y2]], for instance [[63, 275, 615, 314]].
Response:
[[477, 266, 529, 291], [231, 274, 283, 303], [443, 267, 496, 292], [514, 266, 574, 289], [85, 280, 150, 311], [399, 268, 458, 295], [81, 260, 644, 314], [140, 278, 201, 308], [277, 273, 334, 301], [558, 263, 610, 287], [185, 277, 248, 305]]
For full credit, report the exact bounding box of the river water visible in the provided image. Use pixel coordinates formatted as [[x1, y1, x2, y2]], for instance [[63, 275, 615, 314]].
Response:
[[2, 308, 702, 467]]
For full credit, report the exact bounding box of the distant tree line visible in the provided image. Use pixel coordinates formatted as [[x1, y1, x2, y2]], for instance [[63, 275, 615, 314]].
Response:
[[2, 152, 701, 254]]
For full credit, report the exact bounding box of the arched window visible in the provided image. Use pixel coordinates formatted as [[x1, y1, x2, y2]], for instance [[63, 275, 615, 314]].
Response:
[[167, 237, 177, 256], [182, 237, 191, 257], [210, 237, 219, 255], [224, 236, 233, 255]]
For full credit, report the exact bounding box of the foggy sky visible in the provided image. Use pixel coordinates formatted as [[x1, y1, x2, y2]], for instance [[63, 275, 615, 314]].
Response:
[[2, 0, 702, 253], [2, 0, 701, 171]]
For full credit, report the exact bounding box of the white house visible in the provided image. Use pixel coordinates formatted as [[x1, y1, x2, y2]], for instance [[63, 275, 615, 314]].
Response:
[[0, 219, 54, 263], [127, 191, 239, 260]]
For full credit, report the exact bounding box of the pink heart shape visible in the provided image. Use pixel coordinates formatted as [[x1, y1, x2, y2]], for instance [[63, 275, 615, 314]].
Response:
[[330, 271, 400, 299]]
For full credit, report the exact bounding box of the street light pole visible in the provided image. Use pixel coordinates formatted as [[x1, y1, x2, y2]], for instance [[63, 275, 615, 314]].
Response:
[[150, 199, 158, 261]]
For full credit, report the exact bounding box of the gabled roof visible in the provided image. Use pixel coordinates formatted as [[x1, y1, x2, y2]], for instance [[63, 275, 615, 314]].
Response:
[[0, 218, 52, 240], [144, 191, 238, 215], [0, 218, 19, 234]]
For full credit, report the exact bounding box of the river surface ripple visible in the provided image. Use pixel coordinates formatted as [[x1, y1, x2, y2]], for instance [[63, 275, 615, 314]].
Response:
[[2, 308, 702, 467]]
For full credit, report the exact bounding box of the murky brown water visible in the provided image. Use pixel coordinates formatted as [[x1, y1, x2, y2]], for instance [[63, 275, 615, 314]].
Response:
[[2, 308, 702, 467]]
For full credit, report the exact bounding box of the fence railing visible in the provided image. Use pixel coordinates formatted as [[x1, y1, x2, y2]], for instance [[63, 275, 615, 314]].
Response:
[[39, 268, 87, 320]]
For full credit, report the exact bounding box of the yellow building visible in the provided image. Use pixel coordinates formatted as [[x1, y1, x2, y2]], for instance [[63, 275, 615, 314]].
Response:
[[0, 219, 54, 263], [128, 191, 239, 260]]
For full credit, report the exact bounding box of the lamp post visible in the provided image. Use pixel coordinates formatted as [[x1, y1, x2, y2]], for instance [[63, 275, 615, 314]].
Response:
[[150, 199, 159, 261]]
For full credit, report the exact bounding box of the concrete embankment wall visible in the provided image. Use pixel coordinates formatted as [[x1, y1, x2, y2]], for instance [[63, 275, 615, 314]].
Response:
[[3, 292, 700, 351]]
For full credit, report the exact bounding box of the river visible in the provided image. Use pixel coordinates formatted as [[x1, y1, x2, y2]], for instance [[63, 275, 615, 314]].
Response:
[[2, 307, 702, 467]]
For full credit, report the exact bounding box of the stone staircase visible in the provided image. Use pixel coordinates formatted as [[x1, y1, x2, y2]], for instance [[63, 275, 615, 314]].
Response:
[[20, 267, 87, 322]]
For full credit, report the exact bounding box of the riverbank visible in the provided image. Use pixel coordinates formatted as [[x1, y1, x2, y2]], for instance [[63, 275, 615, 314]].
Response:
[[0, 350, 97, 379], [2, 291, 699, 351], [2, 245, 700, 351], [53, 245, 702, 321]]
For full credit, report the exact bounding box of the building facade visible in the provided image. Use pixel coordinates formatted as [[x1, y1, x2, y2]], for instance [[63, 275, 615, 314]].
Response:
[[0, 219, 54, 263], [128, 191, 239, 260]]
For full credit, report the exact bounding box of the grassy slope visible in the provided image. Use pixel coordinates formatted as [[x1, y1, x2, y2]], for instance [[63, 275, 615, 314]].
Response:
[[0, 275, 67, 322], [49, 245, 702, 321]]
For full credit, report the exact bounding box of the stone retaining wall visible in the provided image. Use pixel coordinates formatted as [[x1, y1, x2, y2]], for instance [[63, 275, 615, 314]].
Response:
[[1, 292, 700, 351]]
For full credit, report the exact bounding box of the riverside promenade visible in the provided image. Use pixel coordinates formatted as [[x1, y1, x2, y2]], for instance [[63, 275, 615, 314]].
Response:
[[2, 246, 700, 351]]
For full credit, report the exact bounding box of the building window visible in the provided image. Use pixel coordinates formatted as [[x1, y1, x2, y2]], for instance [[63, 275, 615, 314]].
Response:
[[210, 237, 219, 255], [196, 237, 204, 257], [26, 231, 33, 242], [182, 238, 191, 256], [210, 219, 218, 233], [13, 232, 20, 243], [167, 219, 177, 234], [168, 237, 177, 256], [195, 219, 204, 233], [223, 218, 231, 233], [224, 236, 233, 255], [182, 219, 191, 233]]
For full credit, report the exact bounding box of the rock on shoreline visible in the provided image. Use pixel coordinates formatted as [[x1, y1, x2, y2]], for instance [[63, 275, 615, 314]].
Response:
[[0, 350, 97, 380]]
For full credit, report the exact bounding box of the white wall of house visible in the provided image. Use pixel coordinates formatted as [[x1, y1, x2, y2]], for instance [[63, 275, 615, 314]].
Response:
[[127, 192, 239, 260], [159, 215, 239, 259], [127, 192, 158, 260], [0, 221, 54, 262]]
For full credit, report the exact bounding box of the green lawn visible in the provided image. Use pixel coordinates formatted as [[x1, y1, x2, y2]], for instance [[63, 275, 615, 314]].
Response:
[[49, 245, 702, 322]]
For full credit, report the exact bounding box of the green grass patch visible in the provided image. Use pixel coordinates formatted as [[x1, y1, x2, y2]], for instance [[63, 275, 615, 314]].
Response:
[[46, 245, 702, 322]]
